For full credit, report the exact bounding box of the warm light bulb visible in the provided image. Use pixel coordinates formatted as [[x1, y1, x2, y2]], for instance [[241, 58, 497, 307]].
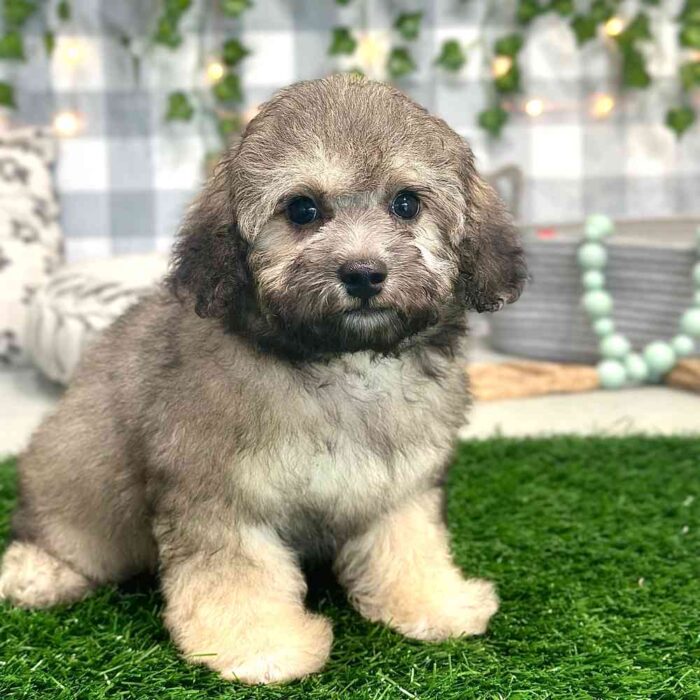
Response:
[[604, 17, 624, 37], [524, 98, 544, 117], [53, 110, 81, 137], [58, 39, 85, 66], [357, 34, 385, 69], [206, 60, 225, 84], [350, 31, 390, 80], [491, 55, 513, 78], [591, 93, 615, 118]]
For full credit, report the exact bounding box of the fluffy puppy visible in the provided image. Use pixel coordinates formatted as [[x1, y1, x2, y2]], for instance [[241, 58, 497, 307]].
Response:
[[0, 75, 526, 685]]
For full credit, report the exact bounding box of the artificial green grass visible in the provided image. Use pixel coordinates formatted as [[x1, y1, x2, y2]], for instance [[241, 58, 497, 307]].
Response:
[[1, 437, 699, 699]]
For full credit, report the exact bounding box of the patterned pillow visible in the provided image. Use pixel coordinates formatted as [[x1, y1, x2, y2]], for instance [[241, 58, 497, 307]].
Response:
[[0, 127, 62, 367], [26, 254, 167, 384]]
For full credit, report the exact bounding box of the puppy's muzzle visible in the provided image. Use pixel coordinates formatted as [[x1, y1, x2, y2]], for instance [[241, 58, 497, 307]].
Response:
[[338, 260, 388, 300]]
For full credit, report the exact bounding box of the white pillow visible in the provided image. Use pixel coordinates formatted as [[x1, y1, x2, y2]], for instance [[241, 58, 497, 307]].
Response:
[[0, 127, 62, 367]]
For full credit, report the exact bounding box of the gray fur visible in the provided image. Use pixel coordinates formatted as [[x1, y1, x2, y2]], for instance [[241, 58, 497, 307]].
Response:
[[1, 75, 525, 683]]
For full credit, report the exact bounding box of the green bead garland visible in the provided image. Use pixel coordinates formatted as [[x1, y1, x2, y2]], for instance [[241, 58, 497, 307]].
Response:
[[672, 334, 695, 357], [597, 359, 626, 389], [582, 270, 605, 290], [578, 216, 700, 389], [624, 353, 648, 383], [600, 333, 630, 359], [592, 318, 615, 336], [680, 308, 700, 336], [578, 243, 607, 269], [583, 290, 613, 317]]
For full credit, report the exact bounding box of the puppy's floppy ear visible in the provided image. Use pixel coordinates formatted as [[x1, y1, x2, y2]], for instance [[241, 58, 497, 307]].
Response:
[[167, 148, 252, 319], [456, 173, 528, 313]]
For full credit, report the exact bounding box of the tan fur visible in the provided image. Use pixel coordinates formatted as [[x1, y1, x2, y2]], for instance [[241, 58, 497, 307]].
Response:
[[0, 76, 525, 684], [162, 524, 332, 684], [0, 541, 93, 608], [336, 489, 498, 640]]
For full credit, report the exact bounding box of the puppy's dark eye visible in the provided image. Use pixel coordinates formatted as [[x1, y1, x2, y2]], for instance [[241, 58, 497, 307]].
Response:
[[286, 196, 318, 226], [390, 191, 421, 220]]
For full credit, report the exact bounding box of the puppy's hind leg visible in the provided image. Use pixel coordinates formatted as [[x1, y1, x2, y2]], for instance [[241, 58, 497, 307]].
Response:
[[0, 541, 94, 609], [2, 390, 158, 609]]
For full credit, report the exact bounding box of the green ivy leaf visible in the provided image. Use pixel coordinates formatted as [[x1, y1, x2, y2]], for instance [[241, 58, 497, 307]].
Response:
[[394, 12, 422, 41], [44, 31, 54, 55], [665, 106, 696, 136], [621, 46, 651, 88], [4, 0, 36, 29], [0, 32, 24, 60], [0, 82, 16, 108], [336, 0, 352, 4], [679, 0, 700, 24], [571, 15, 597, 45], [494, 63, 521, 93], [57, 0, 70, 21], [166, 91, 194, 121], [154, 17, 182, 48], [218, 114, 241, 139], [213, 72, 243, 102], [680, 60, 700, 90], [221, 0, 252, 17], [165, 0, 191, 15], [550, 0, 574, 15], [478, 106, 509, 136], [616, 12, 651, 48], [494, 34, 524, 57], [517, 0, 542, 25], [435, 40, 466, 71], [328, 27, 356, 56], [222, 38, 249, 66], [680, 22, 700, 49], [589, 0, 613, 24], [388, 47, 416, 78]]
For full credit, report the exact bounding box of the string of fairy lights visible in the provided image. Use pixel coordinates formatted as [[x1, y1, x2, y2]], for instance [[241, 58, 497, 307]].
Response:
[[49, 42, 255, 139], [47, 11, 696, 138], [51, 37, 84, 138], [490, 15, 632, 124]]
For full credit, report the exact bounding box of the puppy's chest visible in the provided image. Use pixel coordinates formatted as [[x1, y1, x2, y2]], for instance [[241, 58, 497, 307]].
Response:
[[234, 352, 466, 528]]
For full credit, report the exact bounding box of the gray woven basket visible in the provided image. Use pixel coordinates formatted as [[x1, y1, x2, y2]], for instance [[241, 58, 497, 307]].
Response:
[[488, 218, 700, 364]]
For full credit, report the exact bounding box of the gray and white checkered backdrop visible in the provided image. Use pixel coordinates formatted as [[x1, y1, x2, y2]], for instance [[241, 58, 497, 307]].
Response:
[[2, 0, 699, 261]]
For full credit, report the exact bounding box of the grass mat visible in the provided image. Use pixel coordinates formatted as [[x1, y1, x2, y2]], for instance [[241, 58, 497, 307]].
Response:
[[1, 437, 699, 699]]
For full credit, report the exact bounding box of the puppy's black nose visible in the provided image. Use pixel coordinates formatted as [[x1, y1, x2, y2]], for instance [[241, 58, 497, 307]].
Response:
[[338, 260, 388, 300]]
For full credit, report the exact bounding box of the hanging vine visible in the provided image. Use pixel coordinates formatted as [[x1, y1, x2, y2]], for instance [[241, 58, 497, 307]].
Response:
[[155, 0, 251, 144], [479, 0, 700, 137], [212, 31, 249, 139], [385, 12, 420, 79], [0, 0, 43, 107], [0, 0, 696, 144], [153, 0, 191, 48]]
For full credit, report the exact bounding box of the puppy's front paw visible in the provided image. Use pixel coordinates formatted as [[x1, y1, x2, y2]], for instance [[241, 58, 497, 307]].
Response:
[[388, 578, 499, 642], [188, 612, 333, 685]]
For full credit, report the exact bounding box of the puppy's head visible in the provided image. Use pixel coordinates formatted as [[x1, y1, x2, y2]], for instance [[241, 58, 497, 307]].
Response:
[[169, 75, 526, 358]]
